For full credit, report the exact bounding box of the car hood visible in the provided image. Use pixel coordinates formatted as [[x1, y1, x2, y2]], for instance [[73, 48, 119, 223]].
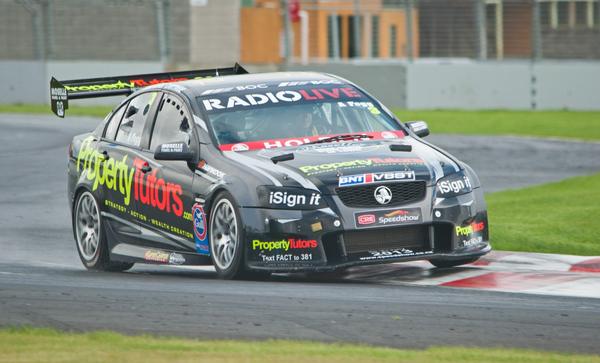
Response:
[[224, 137, 461, 193]]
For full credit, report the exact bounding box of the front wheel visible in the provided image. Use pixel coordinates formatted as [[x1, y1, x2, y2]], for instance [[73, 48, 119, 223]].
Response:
[[429, 257, 479, 268], [73, 191, 133, 272], [209, 192, 247, 279]]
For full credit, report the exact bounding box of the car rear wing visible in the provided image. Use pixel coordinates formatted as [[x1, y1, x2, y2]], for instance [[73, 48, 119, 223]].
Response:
[[49, 63, 248, 117]]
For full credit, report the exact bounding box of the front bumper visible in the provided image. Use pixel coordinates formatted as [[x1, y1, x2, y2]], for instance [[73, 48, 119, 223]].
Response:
[[240, 187, 491, 272]]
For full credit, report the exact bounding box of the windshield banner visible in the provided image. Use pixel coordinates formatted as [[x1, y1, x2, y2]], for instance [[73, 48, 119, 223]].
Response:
[[201, 86, 367, 113], [219, 131, 405, 152]]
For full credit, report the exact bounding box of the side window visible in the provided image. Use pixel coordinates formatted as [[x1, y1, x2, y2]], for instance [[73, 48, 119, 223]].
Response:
[[104, 103, 127, 141], [115, 92, 159, 147], [150, 94, 193, 151]]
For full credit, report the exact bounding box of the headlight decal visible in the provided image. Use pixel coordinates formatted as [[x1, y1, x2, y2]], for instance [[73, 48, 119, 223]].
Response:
[[436, 171, 473, 198], [257, 186, 326, 210]]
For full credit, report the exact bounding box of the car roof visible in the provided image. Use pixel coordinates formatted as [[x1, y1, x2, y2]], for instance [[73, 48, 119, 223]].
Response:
[[162, 71, 349, 97]]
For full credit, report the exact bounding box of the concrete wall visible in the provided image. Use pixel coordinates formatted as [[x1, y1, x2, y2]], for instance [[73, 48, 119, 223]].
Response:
[[0, 61, 47, 104], [0, 60, 163, 105], [189, 0, 240, 68], [2, 60, 599, 110], [286, 60, 600, 110], [284, 62, 407, 109], [533, 62, 600, 110], [405, 62, 532, 109]]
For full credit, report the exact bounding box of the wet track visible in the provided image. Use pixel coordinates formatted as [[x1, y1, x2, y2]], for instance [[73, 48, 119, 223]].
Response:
[[1, 114, 600, 353]]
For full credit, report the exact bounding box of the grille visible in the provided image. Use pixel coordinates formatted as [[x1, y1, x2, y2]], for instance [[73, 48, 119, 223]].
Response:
[[336, 181, 426, 208], [343, 225, 430, 254]]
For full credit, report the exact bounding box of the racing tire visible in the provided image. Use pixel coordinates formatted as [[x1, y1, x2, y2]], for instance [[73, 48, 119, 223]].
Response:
[[73, 191, 134, 272], [429, 257, 479, 268], [209, 191, 262, 280]]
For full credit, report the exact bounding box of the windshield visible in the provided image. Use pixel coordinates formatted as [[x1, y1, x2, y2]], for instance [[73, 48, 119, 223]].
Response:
[[197, 82, 405, 151]]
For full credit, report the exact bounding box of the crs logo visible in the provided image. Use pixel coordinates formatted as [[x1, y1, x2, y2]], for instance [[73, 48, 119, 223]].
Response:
[[357, 214, 376, 225]]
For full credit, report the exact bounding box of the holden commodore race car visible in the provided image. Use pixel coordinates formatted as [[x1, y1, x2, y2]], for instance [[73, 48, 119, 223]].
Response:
[[51, 63, 490, 279]]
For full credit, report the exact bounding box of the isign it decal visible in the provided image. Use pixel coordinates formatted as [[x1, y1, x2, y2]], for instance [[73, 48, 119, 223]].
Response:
[[193, 204, 209, 255]]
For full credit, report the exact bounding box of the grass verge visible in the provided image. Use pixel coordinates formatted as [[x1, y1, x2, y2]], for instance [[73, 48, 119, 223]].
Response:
[[487, 172, 600, 255], [2, 105, 599, 141], [0, 104, 112, 118], [394, 109, 600, 141], [0, 327, 598, 363]]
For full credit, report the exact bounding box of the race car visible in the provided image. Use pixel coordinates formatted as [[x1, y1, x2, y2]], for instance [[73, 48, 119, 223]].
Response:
[[51, 64, 490, 279]]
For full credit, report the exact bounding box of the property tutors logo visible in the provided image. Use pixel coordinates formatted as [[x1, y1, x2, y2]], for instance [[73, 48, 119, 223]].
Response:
[[77, 136, 183, 216], [354, 208, 421, 228], [455, 221, 486, 237], [252, 238, 318, 252], [300, 158, 423, 176], [77, 137, 135, 205], [132, 158, 183, 216]]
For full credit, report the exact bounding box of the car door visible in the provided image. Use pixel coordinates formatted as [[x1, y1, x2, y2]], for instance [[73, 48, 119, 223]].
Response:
[[134, 92, 197, 253], [99, 91, 160, 247], [92, 101, 139, 238]]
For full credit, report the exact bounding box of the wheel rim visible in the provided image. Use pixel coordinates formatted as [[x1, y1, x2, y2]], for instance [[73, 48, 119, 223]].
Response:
[[210, 199, 238, 270], [75, 192, 101, 261]]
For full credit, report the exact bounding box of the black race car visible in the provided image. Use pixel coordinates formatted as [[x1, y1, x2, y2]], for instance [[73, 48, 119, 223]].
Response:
[[51, 64, 490, 279]]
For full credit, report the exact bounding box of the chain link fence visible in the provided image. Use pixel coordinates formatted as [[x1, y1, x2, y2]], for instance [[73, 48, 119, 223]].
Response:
[[0, 0, 189, 63], [0, 0, 599, 64]]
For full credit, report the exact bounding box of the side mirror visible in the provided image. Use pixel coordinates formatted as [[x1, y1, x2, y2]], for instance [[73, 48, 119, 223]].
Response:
[[154, 142, 194, 162], [406, 121, 430, 138], [125, 105, 139, 118]]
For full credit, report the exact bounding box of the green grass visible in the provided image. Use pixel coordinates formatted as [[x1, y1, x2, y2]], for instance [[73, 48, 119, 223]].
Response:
[[2, 105, 599, 141], [0, 327, 598, 363], [0, 103, 112, 117], [395, 109, 600, 141], [487, 172, 600, 255]]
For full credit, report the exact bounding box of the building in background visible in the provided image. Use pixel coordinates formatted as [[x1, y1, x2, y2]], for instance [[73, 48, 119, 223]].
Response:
[[0, 0, 598, 109], [240, 0, 419, 63], [419, 0, 600, 59]]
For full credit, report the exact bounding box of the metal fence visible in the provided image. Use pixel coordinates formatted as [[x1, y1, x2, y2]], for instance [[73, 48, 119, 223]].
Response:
[[1, 0, 599, 64], [0, 0, 189, 64]]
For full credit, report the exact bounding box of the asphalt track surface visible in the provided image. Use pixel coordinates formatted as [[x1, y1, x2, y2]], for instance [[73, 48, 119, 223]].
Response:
[[1, 114, 600, 354]]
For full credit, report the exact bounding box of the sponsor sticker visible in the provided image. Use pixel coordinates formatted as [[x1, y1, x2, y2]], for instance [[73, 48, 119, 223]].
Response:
[[459, 236, 483, 248], [220, 132, 406, 152], [359, 249, 434, 261], [251, 237, 318, 263], [438, 175, 472, 196], [160, 142, 184, 153], [201, 87, 362, 112], [193, 204, 209, 255], [144, 250, 170, 263], [197, 160, 226, 179], [339, 170, 415, 187], [296, 142, 380, 154], [299, 157, 422, 176], [455, 221, 485, 237], [357, 214, 376, 225], [258, 187, 325, 210], [169, 253, 186, 265], [76, 137, 184, 217], [354, 208, 422, 229], [268, 190, 321, 208]]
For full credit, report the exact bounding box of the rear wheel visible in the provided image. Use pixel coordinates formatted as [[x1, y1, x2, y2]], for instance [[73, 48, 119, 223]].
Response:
[[429, 257, 479, 268], [73, 191, 133, 272], [209, 192, 267, 280]]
